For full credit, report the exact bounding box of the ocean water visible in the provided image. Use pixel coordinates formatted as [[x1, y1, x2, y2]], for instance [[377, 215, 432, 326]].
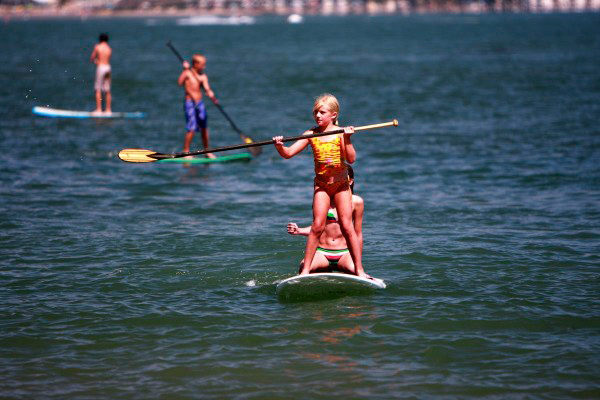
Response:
[[1, 13, 599, 398]]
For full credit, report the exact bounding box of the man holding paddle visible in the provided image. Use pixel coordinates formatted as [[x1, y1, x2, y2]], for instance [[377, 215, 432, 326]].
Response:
[[178, 54, 218, 158]]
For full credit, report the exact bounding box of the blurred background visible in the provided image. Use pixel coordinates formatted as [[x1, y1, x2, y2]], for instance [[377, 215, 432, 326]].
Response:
[[2, 0, 599, 17]]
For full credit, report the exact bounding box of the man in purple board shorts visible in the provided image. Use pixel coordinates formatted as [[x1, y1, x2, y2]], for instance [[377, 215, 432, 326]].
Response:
[[178, 53, 218, 158]]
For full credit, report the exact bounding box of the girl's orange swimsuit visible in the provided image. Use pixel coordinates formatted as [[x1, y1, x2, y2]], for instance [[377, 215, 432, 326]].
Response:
[[309, 134, 349, 196]]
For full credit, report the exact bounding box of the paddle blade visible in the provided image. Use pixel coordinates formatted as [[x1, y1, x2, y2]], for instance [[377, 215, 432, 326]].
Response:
[[242, 136, 262, 156], [118, 148, 162, 163]]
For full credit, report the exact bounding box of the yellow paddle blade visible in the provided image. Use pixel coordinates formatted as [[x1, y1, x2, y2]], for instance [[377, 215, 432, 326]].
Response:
[[118, 148, 161, 163]]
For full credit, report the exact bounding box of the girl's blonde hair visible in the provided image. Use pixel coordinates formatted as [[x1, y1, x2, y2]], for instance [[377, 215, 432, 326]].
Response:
[[313, 93, 340, 125]]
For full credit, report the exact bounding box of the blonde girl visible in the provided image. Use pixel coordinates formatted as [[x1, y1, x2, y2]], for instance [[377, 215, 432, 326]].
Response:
[[273, 94, 370, 279]]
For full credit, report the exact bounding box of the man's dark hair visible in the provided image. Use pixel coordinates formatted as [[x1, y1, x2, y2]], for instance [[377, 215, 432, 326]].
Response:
[[99, 33, 109, 42]]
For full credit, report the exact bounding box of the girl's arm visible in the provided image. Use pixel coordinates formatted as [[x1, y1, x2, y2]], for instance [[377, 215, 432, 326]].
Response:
[[273, 132, 310, 159], [341, 126, 356, 164], [287, 223, 311, 236]]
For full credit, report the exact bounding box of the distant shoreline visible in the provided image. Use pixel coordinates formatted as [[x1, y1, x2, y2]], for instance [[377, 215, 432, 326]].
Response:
[[2, 4, 599, 20], [1, 8, 255, 20]]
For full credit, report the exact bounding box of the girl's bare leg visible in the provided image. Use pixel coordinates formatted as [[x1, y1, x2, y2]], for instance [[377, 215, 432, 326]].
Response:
[[300, 190, 330, 275], [298, 253, 330, 274], [334, 188, 366, 277]]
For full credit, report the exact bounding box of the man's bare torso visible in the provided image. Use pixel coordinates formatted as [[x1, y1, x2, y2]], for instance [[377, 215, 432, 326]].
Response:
[[93, 42, 112, 66], [183, 69, 207, 103]]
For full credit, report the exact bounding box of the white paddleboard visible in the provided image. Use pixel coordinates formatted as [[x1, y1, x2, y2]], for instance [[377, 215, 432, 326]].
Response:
[[276, 272, 385, 301], [32, 106, 145, 119]]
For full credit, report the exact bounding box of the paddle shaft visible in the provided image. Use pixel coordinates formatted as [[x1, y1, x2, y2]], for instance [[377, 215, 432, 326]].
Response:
[[213, 102, 243, 134], [166, 41, 185, 63], [151, 120, 398, 160]]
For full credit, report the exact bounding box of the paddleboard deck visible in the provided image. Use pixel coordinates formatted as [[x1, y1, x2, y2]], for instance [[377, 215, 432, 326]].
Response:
[[158, 153, 252, 164], [32, 106, 146, 119], [276, 272, 386, 301]]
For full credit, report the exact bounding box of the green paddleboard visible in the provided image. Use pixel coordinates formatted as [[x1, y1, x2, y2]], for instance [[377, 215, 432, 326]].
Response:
[[158, 153, 252, 164]]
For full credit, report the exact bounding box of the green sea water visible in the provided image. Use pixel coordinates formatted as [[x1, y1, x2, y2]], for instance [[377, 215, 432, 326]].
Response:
[[1, 13, 599, 398]]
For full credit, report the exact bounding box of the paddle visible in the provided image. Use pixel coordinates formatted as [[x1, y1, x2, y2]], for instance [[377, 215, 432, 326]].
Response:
[[166, 41, 261, 156], [118, 120, 398, 163]]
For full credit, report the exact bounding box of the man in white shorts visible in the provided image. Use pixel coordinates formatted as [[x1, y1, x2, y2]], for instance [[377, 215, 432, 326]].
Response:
[[90, 33, 112, 114]]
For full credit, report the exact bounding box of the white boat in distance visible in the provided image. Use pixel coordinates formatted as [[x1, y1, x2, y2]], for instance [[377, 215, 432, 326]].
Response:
[[287, 14, 304, 24], [176, 15, 255, 25]]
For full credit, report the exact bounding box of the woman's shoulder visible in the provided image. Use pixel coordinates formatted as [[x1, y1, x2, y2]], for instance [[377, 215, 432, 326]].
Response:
[[352, 195, 364, 208]]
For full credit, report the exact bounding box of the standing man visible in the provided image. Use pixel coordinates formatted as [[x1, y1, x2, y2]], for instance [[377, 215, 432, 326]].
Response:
[[90, 33, 112, 114], [178, 54, 218, 157]]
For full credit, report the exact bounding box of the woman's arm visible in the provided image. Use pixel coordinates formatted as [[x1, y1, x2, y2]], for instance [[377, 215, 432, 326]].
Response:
[[288, 223, 311, 236], [352, 195, 364, 252]]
